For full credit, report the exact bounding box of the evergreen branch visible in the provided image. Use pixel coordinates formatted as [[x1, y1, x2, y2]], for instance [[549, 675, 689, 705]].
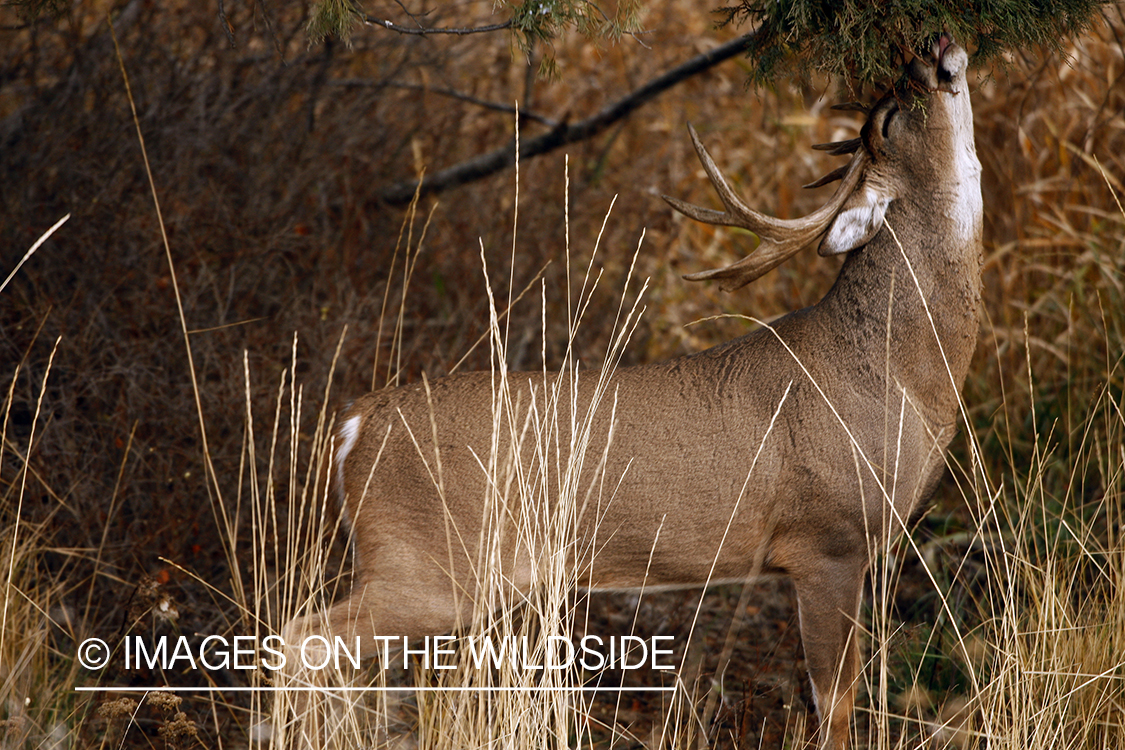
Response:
[[719, 0, 1112, 87], [307, 0, 514, 43], [363, 15, 513, 36]]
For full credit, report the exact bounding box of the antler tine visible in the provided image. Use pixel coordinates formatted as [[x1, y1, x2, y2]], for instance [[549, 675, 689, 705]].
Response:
[[662, 124, 797, 235], [663, 124, 839, 237], [803, 164, 849, 189], [812, 137, 862, 156], [662, 125, 870, 292]]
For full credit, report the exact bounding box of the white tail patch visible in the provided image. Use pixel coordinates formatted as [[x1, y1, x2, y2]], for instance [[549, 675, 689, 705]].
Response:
[[336, 413, 362, 505]]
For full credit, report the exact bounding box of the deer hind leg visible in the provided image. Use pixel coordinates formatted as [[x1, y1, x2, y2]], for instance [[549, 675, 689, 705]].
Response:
[[791, 554, 866, 750], [281, 573, 469, 656], [277, 577, 464, 747], [276, 583, 389, 748]]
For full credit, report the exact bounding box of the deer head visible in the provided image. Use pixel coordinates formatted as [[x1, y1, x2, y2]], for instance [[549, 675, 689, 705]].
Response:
[[664, 35, 977, 293]]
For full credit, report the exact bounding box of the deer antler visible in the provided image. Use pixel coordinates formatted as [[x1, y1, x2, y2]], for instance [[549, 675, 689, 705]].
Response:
[[663, 124, 869, 291]]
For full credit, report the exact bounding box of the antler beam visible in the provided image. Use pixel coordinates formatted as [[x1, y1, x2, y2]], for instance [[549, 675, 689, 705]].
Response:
[[663, 124, 868, 291]]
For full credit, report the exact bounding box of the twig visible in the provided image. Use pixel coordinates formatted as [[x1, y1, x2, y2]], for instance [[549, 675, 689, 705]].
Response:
[[330, 78, 560, 127], [256, 0, 287, 62], [217, 0, 236, 47], [380, 31, 758, 204], [364, 14, 512, 36], [390, 0, 427, 30]]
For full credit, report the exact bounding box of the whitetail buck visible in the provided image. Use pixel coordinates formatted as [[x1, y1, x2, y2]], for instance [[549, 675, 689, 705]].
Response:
[[285, 35, 981, 749]]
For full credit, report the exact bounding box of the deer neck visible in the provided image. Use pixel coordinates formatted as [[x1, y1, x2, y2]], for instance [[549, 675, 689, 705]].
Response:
[[819, 191, 983, 422]]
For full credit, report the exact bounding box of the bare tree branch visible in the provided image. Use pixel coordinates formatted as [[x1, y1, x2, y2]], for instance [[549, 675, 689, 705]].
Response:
[[380, 30, 758, 204], [331, 78, 560, 127], [216, 0, 236, 47], [364, 14, 512, 36], [256, 0, 287, 62]]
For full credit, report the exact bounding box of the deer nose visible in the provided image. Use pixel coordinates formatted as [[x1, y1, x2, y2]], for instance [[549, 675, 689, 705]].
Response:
[[934, 33, 953, 62]]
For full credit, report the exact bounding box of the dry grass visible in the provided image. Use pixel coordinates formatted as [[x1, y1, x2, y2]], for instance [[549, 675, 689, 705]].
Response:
[[2, 0, 1124, 747]]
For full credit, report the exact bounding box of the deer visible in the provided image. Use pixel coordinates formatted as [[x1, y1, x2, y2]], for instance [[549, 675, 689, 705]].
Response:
[[283, 34, 981, 750]]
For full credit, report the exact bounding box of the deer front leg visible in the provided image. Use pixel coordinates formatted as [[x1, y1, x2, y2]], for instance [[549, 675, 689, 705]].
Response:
[[791, 554, 866, 750]]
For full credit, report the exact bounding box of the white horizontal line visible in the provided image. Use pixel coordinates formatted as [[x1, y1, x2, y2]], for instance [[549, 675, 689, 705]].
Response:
[[75, 686, 675, 693]]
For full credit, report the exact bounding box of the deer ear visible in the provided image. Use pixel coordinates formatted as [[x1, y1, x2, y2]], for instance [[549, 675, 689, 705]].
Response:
[[818, 185, 893, 256]]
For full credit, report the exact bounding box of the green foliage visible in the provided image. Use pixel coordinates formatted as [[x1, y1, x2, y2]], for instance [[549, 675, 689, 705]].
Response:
[[716, 0, 1111, 87], [504, 0, 643, 50], [307, 0, 364, 46]]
